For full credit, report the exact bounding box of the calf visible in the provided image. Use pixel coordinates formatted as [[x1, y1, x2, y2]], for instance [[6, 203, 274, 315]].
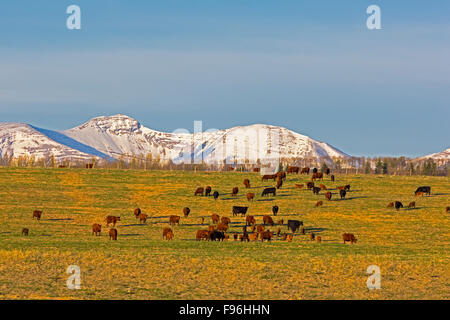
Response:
[[339, 189, 347, 199], [246, 215, 256, 226], [287, 220, 303, 233], [231, 187, 239, 196], [105, 216, 121, 227], [408, 201, 416, 209], [344, 185, 351, 191], [169, 215, 180, 226], [261, 187, 276, 197], [313, 187, 321, 195], [387, 202, 394, 208], [211, 213, 220, 224], [22, 228, 29, 236], [134, 208, 141, 218], [325, 192, 332, 201], [246, 192, 255, 201], [109, 228, 118, 240], [317, 236, 322, 243], [194, 187, 204, 196], [343, 233, 357, 244], [395, 201, 403, 211], [249, 233, 259, 242], [263, 215, 274, 226], [163, 227, 173, 240], [272, 206, 279, 216], [32, 210, 43, 221], [138, 213, 148, 224], [92, 223, 101, 236], [205, 186, 212, 196], [306, 182, 314, 190], [287, 234, 293, 242], [232, 206, 248, 217], [183, 207, 190, 217], [243, 179, 251, 188], [165, 230, 173, 240], [213, 191, 219, 200], [316, 201, 323, 207]]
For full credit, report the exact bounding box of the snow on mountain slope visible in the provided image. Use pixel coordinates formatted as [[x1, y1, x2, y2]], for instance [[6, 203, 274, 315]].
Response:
[[419, 148, 450, 161], [63, 114, 349, 164], [0, 123, 103, 162]]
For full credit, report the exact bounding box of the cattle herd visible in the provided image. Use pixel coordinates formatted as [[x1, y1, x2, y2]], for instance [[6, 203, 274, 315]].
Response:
[[22, 166, 447, 246]]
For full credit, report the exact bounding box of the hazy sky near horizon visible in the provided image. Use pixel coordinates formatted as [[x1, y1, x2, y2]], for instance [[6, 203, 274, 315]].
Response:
[[0, 1, 449, 157]]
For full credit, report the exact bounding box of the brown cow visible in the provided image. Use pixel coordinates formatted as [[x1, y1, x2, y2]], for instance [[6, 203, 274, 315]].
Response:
[[262, 174, 277, 181], [246, 192, 255, 201], [276, 178, 283, 189], [310, 232, 315, 241], [32, 210, 42, 221], [260, 231, 273, 242], [263, 215, 274, 226], [243, 179, 251, 188], [301, 167, 310, 174], [22, 228, 29, 236], [306, 182, 315, 190], [287, 234, 293, 242], [325, 192, 332, 201], [446, 206, 450, 213], [253, 168, 261, 173], [217, 223, 229, 232], [205, 186, 212, 196], [387, 202, 394, 208], [221, 217, 231, 225], [109, 228, 118, 240], [278, 219, 284, 225], [183, 207, 190, 217], [105, 216, 120, 227], [276, 172, 286, 181], [134, 208, 141, 218], [85, 163, 94, 169], [256, 225, 265, 233], [294, 183, 304, 190], [165, 231, 174, 240], [138, 213, 148, 224], [312, 172, 323, 181], [211, 213, 220, 224], [163, 227, 173, 239], [343, 233, 357, 244], [315, 201, 323, 207], [319, 184, 327, 190], [317, 236, 322, 243], [408, 201, 416, 209], [196, 230, 209, 240], [194, 187, 204, 196], [287, 166, 300, 174], [231, 187, 239, 196], [246, 215, 256, 226], [169, 215, 180, 226], [92, 223, 101, 236], [249, 233, 259, 241]]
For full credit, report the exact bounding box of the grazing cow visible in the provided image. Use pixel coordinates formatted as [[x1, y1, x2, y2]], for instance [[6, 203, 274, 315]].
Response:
[[277, 172, 287, 181], [243, 179, 251, 188], [317, 236, 322, 243], [306, 182, 314, 190], [276, 178, 283, 189], [249, 233, 259, 241], [312, 172, 324, 181], [261, 187, 276, 197], [394, 201, 403, 211], [105, 216, 121, 227], [209, 230, 225, 241], [313, 187, 321, 195], [312, 168, 318, 174], [138, 213, 148, 224], [260, 231, 274, 242], [339, 189, 347, 199], [319, 184, 327, 190], [301, 167, 310, 174], [343, 233, 357, 244], [169, 215, 180, 226], [163, 227, 173, 239], [325, 168, 331, 175], [287, 234, 293, 242], [22, 228, 29, 236], [316, 201, 323, 207], [415, 192, 424, 197], [282, 233, 288, 240], [344, 185, 351, 191], [415, 186, 431, 196], [232, 206, 248, 217], [134, 208, 141, 218], [32, 210, 42, 221], [183, 207, 190, 217], [211, 213, 220, 224], [165, 231, 173, 240], [213, 191, 219, 200], [325, 192, 332, 201], [263, 215, 274, 226], [276, 227, 281, 237], [272, 206, 279, 216], [92, 223, 101, 236], [85, 163, 94, 169], [221, 217, 231, 225], [331, 175, 335, 182], [294, 184, 304, 190], [194, 187, 204, 196], [109, 228, 118, 240], [256, 225, 265, 233], [196, 230, 209, 241], [262, 174, 277, 182], [387, 202, 394, 208], [205, 186, 212, 197], [216, 223, 229, 232], [246, 193, 255, 201], [287, 220, 303, 233], [228, 167, 235, 171], [231, 187, 239, 196], [246, 215, 256, 226], [408, 201, 416, 209], [278, 219, 284, 225], [287, 166, 300, 174], [253, 168, 260, 173], [310, 233, 315, 241]]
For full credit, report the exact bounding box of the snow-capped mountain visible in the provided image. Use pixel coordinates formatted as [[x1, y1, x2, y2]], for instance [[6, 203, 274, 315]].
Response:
[[1, 114, 349, 165], [419, 148, 450, 161]]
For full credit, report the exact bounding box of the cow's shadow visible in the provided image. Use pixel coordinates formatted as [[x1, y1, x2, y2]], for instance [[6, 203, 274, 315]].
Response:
[[256, 199, 275, 202], [338, 196, 367, 201], [47, 218, 74, 221], [120, 233, 142, 237]]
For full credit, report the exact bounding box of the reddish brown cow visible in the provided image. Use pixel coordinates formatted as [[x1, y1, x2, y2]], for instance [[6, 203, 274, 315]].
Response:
[[315, 201, 323, 207], [246, 193, 255, 201], [169, 215, 180, 226], [32, 210, 43, 221], [276, 178, 283, 189], [287, 166, 300, 174], [253, 168, 261, 173], [163, 227, 173, 239], [196, 230, 209, 241], [260, 231, 274, 242], [211, 213, 220, 224], [325, 192, 332, 201], [105, 216, 120, 227], [294, 184, 304, 190], [183, 207, 190, 217], [221, 217, 231, 225], [194, 187, 204, 196], [92, 223, 101, 236], [165, 231, 173, 240], [408, 201, 416, 209], [134, 208, 141, 218], [231, 187, 239, 196], [287, 234, 293, 242], [249, 233, 258, 241], [312, 172, 324, 181], [138, 213, 148, 224], [306, 182, 315, 190], [256, 225, 265, 233], [243, 179, 251, 188], [216, 223, 229, 232], [317, 236, 322, 243], [319, 184, 327, 190], [387, 202, 394, 208], [261, 174, 277, 181], [301, 167, 310, 174], [276, 172, 286, 181], [109, 228, 118, 240], [263, 215, 274, 226], [343, 233, 357, 244], [246, 215, 256, 226], [22, 228, 29, 236]]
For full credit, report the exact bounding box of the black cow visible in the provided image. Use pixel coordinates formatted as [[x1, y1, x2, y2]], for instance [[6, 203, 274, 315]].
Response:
[[261, 187, 276, 197], [272, 206, 279, 216], [287, 220, 303, 233], [209, 230, 225, 241], [394, 201, 403, 211], [340, 189, 347, 199], [331, 174, 335, 182], [415, 186, 431, 196], [312, 168, 318, 174], [213, 191, 219, 200], [325, 168, 331, 175], [312, 187, 321, 195], [232, 206, 248, 217], [205, 186, 212, 196]]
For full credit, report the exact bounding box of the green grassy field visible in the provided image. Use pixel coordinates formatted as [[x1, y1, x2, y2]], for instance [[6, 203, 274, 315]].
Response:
[[0, 167, 448, 300]]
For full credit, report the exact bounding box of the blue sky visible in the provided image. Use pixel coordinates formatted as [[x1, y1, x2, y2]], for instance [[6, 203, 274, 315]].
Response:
[[0, 1, 449, 157]]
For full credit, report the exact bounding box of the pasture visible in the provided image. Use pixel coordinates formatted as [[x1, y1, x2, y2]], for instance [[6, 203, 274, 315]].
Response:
[[0, 167, 448, 300]]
